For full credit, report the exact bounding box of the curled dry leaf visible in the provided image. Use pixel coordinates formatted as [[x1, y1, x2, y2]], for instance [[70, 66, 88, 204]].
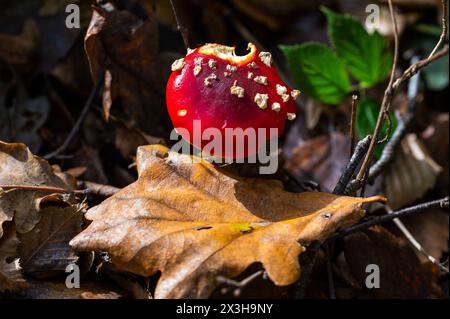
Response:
[[85, 1, 170, 135], [0, 141, 76, 236], [0, 223, 27, 292], [284, 132, 349, 192], [0, 142, 75, 237], [14, 279, 123, 299], [0, 19, 40, 72], [70, 144, 385, 298], [383, 134, 442, 210], [19, 199, 86, 278], [344, 226, 442, 298]]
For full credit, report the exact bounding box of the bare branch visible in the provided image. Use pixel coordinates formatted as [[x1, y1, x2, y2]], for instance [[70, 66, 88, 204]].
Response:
[[429, 0, 448, 58], [333, 136, 372, 195], [169, 0, 191, 50], [349, 95, 358, 157], [355, 0, 400, 189], [76, 180, 120, 197], [329, 197, 449, 241], [217, 270, 265, 297], [368, 55, 421, 182], [0, 185, 89, 195], [389, 206, 449, 273]]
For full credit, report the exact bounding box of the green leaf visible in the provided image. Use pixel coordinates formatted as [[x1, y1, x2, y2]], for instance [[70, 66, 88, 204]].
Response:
[[321, 6, 392, 88], [280, 43, 351, 105], [356, 98, 398, 159]]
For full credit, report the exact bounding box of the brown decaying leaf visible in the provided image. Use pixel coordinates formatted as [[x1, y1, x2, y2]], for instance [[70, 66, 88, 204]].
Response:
[[84, 2, 170, 135], [422, 113, 449, 194], [19, 200, 85, 278], [0, 19, 40, 70], [400, 208, 449, 264], [13, 279, 123, 299], [284, 132, 349, 192], [70, 144, 385, 298], [0, 141, 76, 236], [344, 226, 442, 298], [383, 134, 442, 210], [0, 223, 27, 292]]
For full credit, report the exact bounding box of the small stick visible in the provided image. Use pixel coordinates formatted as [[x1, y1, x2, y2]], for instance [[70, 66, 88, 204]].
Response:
[[217, 270, 265, 297], [329, 197, 449, 241], [0, 185, 89, 195], [428, 0, 448, 58], [43, 67, 105, 160], [368, 56, 421, 182], [333, 136, 372, 195], [349, 95, 358, 157], [355, 0, 400, 188], [77, 180, 120, 197], [388, 206, 449, 273], [169, 0, 191, 50]]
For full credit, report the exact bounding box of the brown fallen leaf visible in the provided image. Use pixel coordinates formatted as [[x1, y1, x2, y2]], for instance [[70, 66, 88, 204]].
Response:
[[0, 141, 77, 236], [12, 279, 123, 299], [0, 223, 27, 292], [400, 208, 449, 265], [383, 134, 442, 210], [284, 132, 350, 192], [344, 226, 442, 299], [84, 2, 171, 136], [70, 144, 385, 299], [422, 113, 449, 194], [0, 19, 40, 73], [19, 199, 85, 278]]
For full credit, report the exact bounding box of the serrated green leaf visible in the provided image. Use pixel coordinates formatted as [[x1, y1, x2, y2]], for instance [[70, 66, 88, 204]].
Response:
[[321, 6, 392, 88], [280, 43, 351, 105], [356, 98, 398, 159]]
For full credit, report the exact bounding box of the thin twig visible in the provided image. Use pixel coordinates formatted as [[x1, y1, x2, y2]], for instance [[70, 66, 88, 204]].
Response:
[[368, 55, 421, 182], [349, 95, 359, 157], [428, 0, 448, 58], [0, 185, 89, 195], [169, 0, 191, 50], [43, 67, 105, 160], [344, 55, 424, 194], [346, 46, 449, 194], [217, 270, 265, 297], [76, 180, 120, 197], [392, 45, 449, 91], [355, 0, 400, 190], [387, 206, 449, 273], [329, 197, 449, 241], [333, 136, 372, 195]]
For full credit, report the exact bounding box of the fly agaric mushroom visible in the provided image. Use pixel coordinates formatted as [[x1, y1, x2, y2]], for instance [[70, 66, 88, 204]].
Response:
[[166, 43, 300, 159]]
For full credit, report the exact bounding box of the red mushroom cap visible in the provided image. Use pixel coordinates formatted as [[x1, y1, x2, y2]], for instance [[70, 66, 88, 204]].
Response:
[[166, 43, 299, 159]]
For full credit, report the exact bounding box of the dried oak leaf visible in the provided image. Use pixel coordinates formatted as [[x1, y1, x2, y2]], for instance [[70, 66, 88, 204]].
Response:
[[13, 279, 123, 299], [344, 226, 442, 299], [70, 144, 385, 299], [0, 141, 76, 236], [384, 134, 442, 210], [284, 132, 350, 192], [19, 198, 85, 278], [85, 2, 170, 135], [0, 223, 27, 292], [0, 19, 40, 73]]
